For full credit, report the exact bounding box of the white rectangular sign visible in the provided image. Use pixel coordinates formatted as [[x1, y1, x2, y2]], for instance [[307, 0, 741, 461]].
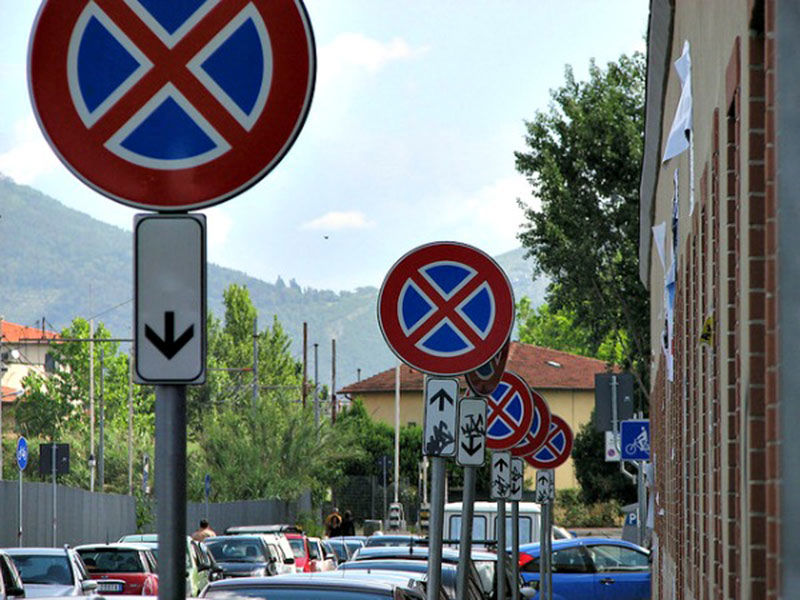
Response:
[[134, 214, 206, 384], [605, 431, 621, 462], [490, 451, 512, 499], [423, 377, 459, 457], [535, 469, 555, 503], [456, 397, 487, 466], [509, 457, 524, 500]]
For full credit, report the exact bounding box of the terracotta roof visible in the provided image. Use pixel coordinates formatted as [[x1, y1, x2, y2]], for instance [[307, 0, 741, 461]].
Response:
[[1, 320, 59, 343], [339, 341, 613, 394], [1, 386, 23, 404]]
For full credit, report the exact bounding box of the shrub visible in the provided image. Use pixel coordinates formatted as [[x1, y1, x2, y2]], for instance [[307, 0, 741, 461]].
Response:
[[553, 488, 623, 528]]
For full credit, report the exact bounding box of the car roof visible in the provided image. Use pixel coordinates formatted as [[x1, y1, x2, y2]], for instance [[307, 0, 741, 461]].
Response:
[[518, 537, 650, 556], [206, 573, 401, 592], [224, 525, 303, 535], [353, 546, 461, 562], [204, 535, 264, 542], [5, 548, 74, 556], [75, 543, 153, 551], [341, 559, 458, 573]]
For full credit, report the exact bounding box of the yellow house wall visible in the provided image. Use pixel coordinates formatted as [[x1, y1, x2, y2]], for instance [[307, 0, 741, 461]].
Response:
[[353, 387, 595, 492]]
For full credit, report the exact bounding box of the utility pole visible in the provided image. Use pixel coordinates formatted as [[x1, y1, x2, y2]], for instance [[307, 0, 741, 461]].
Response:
[[313, 342, 319, 428], [302, 323, 307, 407], [89, 318, 95, 492], [252, 317, 259, 407], [128, 341, 134, 495], [331, 339, 336, 423], [99, 348, 105, 491]]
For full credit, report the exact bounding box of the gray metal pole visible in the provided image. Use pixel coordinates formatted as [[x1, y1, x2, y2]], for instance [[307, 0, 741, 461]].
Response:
[[313, 343, 319, 428], [456, 466, 476, 600], [18, 469, 22, 546], [128, 343, 134, 495], [89, 319, 95, 492], [538, 497, 547, 600], [155, 385, 187, 600], [99, 349, 105, 491], [545, 500, 553, 600], [51, 442, 57, 546], [426, 457, 446, 600], [252, 317, 258, 407], [496, 500, 506, 600], [511, 501, 520, 600], [394, 362, 400, 503], [637, 461, 646, 546]]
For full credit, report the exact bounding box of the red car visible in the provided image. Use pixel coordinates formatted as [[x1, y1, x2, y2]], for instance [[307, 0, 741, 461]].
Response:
[[284, 533, 313, 573], [75, 543, 158, 595]]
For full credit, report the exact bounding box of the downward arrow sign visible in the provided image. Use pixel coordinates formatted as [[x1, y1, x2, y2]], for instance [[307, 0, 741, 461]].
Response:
[[145, 312, 194, 360]]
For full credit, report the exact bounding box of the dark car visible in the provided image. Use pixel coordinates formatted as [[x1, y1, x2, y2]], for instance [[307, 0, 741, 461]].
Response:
[[5, 548, 97, 598], [200, 573, 426, 600], [362, 535, 425, 548], [0, 551, 25, 600], [203, 535, 279, 579], [518, 537, 650, 600]]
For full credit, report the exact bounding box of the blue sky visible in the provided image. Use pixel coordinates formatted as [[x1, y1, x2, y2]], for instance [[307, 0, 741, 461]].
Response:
[[0, 1, 648, 292]]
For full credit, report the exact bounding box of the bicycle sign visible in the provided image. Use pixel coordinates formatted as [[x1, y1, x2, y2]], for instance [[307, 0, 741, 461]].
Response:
[[620, 419, 650, 461]]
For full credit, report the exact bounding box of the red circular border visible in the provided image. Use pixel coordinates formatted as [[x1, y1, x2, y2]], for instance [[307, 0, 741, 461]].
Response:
[[485, 371, 535, 451], [523, 414, 574, 469], [465, 337, 510, 396], [511, 388, 552, 457], [378, 242, 515, 376], [28, 0, 315, 210]]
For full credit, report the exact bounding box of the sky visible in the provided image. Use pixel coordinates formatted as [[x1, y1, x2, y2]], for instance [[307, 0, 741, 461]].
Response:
[[0, 1, 648, 293]]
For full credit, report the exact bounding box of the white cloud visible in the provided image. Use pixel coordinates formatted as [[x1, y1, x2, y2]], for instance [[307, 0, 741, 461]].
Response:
[[318, 33, 428, 86], [300, 210, 375, 231], [0, 117, 60, 184], [199, 206, 233, 259]]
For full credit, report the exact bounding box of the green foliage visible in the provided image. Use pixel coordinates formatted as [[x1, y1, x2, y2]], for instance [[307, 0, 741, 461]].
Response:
[[515, 53, 650, 408], [572, 416, 637, 505], [553, 488, 623, 528]]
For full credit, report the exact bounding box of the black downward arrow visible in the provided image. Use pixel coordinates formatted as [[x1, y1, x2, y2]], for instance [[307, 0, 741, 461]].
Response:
[[461, 437, 483, 456], [145, 311, 194, 359], [429, 388, 454, 411]]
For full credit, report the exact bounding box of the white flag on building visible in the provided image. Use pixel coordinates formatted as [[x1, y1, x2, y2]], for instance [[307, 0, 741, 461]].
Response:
[[662, 40, 692, 162]]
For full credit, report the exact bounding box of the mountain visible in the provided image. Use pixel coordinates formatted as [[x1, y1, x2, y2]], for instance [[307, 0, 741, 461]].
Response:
[[0, 175, 547, 387]]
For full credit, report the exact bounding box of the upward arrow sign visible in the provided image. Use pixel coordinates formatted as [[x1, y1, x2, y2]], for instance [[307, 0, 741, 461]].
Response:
[[429, 388, 454, 411], [495, 457, 508, 472]]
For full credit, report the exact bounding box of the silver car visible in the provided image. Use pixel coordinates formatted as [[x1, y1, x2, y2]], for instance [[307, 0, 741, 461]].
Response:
[[4, 547, 97, 597]]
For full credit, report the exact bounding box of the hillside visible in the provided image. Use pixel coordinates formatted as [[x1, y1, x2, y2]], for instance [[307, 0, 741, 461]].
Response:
[[0, 175, 547, 386]]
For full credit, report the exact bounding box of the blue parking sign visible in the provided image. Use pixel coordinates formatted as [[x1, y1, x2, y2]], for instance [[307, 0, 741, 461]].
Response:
[[620, 420, 650, 460]]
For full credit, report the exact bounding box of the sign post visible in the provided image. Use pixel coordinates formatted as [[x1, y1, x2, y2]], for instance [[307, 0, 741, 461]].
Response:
[[510, 457, 524, 600], [535, 470, 555, 600], [16, 437, 27, 546], [456, 398, 486, 600], [204, 474, 211, 520], [621, 419, 650, 546], [491, 451, 512, 600]]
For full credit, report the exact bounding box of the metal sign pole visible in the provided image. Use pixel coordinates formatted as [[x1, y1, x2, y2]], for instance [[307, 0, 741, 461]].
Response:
[[538, 498, 547, 600], [496, 499, 506, 600], [426, 456, 446, 600], [51, 442, 56, 547], [545, 498, 553, 600], [456, 465, 476, 600], [511, 500, 520, 600], [18, 469, 23, 546], [637, 460, 646, 546], [156, 385, 187, 600]]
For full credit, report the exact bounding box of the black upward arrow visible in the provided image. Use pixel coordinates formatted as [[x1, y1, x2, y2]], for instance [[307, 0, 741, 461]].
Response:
[[495, 457, 508, 472], [145, 311, 194, 360], [429, 388, 454, 411]]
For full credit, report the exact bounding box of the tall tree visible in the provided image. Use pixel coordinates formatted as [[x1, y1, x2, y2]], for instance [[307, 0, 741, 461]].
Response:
[[515, 53, 650, 406]]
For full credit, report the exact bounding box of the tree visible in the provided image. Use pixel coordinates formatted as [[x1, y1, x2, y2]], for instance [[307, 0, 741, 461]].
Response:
[[515, 53, 650, 408], [516, 297, 625, 364], [572, 416, 637, 505]]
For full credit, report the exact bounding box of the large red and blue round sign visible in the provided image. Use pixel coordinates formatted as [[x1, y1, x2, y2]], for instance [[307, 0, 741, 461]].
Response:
[[524, 414, 574, 469], [378, 242, 515, 376], [28, 0, 315, 210], [511, 387, 551, 457], [485, 371, 535, 451]]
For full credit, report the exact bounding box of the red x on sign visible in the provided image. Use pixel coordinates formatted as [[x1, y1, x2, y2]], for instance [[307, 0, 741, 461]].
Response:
[[485, 371, 535, 450], [29, 0, 315, 210]]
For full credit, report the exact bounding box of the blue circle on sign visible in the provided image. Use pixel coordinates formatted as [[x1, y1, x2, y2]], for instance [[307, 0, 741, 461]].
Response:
[[17, 437, 28, 471]]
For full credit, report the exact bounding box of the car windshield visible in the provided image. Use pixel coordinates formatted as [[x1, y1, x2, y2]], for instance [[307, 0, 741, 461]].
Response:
[[288, 539, 306, 559], [77, 549, 143, 573], [9, 554, 72, 586], [328, 541, 349, 561], [205, 539, 267, 563], [204, 587, 391, 600]]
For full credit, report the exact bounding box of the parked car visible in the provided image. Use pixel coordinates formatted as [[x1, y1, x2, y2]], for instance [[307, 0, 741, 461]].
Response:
[[200, 573, 427, 600], [306, 538, 336, 572], [363, 535, 424, 548], [258, 534, 297, 574], [517, 537, 651, 600], [203, 535, 283, 578], [284, 533, 312, 573], [0, 551, 25, 600], [224, 525, 302, 536], [75, 543, 158, 595], [117, 533, 215, 595], [4, 547, 98, 597], [326, 538, 354, 563]]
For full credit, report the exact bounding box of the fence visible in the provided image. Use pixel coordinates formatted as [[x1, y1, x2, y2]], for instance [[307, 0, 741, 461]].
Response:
[[185, 494, 313, 535], [0, 480, 136, 547], [332, 475, 418, 530]]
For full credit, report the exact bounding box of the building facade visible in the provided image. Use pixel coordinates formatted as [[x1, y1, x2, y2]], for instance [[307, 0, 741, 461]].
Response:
[[639, 1, 789, 597], [339, 341, 612, 490]]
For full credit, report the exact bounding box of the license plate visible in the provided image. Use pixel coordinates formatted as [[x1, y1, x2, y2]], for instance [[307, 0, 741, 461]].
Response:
[[98, 582, 124, 593]]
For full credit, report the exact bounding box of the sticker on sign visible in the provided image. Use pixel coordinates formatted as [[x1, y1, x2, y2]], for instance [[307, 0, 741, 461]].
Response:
[[456, 397, 487, 466]]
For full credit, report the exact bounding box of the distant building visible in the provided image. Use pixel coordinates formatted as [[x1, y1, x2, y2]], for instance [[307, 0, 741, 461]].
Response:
[[338, 341, 612, 490], [0, 319, 59, 409]]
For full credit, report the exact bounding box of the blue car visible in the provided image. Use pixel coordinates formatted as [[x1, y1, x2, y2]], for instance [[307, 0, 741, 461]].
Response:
[[517, 537, 650, 600]]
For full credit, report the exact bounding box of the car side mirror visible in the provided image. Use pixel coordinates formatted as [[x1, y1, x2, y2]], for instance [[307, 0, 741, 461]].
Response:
[[284, 557, 295, 564], [520, 586, 537, 599], [81, 580, 98, 593]]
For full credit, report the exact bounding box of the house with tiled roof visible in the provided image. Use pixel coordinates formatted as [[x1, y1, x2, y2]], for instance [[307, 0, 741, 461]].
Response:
[[338, 341, 612, 490], [1, 319, 59, 406]]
